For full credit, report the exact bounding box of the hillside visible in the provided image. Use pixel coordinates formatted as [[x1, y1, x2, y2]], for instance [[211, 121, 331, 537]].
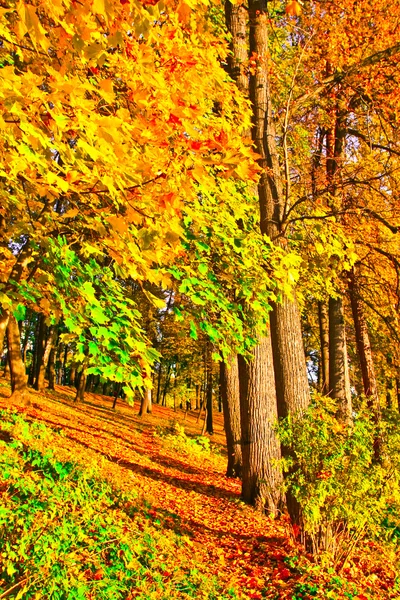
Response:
[[0, 379, 398, 600]]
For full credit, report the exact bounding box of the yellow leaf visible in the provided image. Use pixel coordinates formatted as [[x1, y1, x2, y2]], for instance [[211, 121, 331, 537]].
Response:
[[108, 215, 128, 234], [286, 0, 302, 16], [99, 79, 113, 94], [92, 0, 105, 15]]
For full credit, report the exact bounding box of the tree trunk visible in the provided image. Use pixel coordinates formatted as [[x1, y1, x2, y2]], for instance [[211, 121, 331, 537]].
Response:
[[74, 370, 86, 402], [205, 344, 214, 435], [48, 346, 56, 390], [0, 310, 10, 352], [318, 301, 330, 394], [3, 352, 9, 378], [248, 4, 311, 420], [220, 356, 242, 478], [397, 377, 400, 412], [112, 382, 122, 409], [238, 335, 283, 516], [156, 363, 162, 404], [329, 296, 352, 418], [6, 315, 28, 401], [34, 326, 56, 391], [61, 344, 68, 385], [33, 314, 46, 387], [348, 267, 380, 408], [225, 2, 248, 95], [139, 387, 152, 416], [162, 363, 171, 407], [226, 0, 310, 524], [28, 315, 41, 386]]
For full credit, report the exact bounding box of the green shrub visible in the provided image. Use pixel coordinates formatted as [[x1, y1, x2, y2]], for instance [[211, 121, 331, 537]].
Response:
[[155, 420, 216, 459], [278, 395, 400, 560]]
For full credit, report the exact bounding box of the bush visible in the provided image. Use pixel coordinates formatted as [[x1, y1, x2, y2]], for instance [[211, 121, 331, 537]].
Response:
[[278, 395, 400, 560], [155, 420, 216, 459]]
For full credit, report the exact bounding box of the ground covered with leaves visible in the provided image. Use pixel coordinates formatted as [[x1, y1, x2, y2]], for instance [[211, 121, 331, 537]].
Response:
[[0, 380, 398, 599]]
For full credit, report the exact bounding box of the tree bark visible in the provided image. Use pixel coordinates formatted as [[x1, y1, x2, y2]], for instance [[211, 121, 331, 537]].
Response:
[[48, 345, 56, 390], [205, 344, 214, 435], [238, 335, 283, 516], [74, 369, 86, 402], [34, 325, 56, 391], [6, 315, 28, 401], [156, 363, 162, 404], [225, 2, 249, 95], [318, 301, 330, 394], [248, 3, 310, 419], [348, 267, 380, 408], [139, 387, 152, 416], [329, 296, 352, 418], [0, 310, 10, 353], [226, 0, 310, 523], [220, 356, 242, 478]]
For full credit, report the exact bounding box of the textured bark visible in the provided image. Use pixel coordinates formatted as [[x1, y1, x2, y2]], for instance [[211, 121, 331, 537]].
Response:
[[156, 363, 162, 404], [238, 335, 283, 515], [74, 370, 86, 402], [48, 346, 56, 390], [0, 310, 10, 352], [225, 0, 309, 523], [270, 297, 310, 417], [348, 268, 379, 408], [248, 2, 310, 419], [139, 388, 152, 416], [318, 301, 330, 394], [220, 357, 242, 478], [34, 326, 56, 391], [28, 315, 42, 386], [6, 315, 28, 400], [225, 2, 249, 95], [397, 377, 400, 412], [328, 296, 352, 418], [205, 345, 214, 435]]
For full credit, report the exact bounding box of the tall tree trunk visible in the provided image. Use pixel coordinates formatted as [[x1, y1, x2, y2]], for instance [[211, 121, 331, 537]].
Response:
[[248, 4, 310, 419], [220, 356, 242, 478], [112, 382, 122, 409], [329, 296, 352, 418], [226, 0, 310, 523], [28, 315, 41, 386], [74, 370, 86, 402], [318, 301, 330, 394], [33, 314, 46, 387], [48, 346, 56, 390], [6, 315, 28, 401], [397, 377, 400, 412], [0, 310, 10, 353], [139, 388, 152, 416], [61, 344, 68, 385], [348, 267, 380, 409], [162, 363, 172, 407], [34, 326, 56, 391], [238, 335, 283, 516], [205, 343, 214, 435], [156, 363, 162, 404]]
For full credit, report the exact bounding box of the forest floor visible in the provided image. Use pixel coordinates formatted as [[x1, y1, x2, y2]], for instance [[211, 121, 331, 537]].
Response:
[[0, 378, 399, 600]]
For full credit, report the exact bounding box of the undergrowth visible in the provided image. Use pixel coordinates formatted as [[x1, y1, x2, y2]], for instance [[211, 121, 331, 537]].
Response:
[[0, 409, 236, 600], [279, 395, 400, 569], [155, 420, 220, 460]]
